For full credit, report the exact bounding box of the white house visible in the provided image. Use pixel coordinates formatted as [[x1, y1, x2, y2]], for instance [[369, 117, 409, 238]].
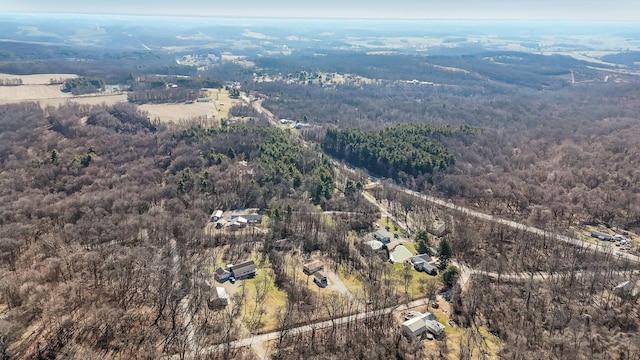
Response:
[[401, 312, 445, 338], [402, 316, 426, 337]]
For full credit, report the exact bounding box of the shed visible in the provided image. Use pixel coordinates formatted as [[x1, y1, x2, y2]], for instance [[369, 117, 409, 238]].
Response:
[[208, 287, 229, 310], [373, 230, 391, 244], [211, 210, 223, 222], [424, 318, 445, 337], [303, 260, 324, 275], [313, 271, 328, 287], [244, 214, 263, 224], [230, 260, 257, 279], [428, 222, 447, 237], [214, 267, 231, 282], [402, 316, 426, 338]]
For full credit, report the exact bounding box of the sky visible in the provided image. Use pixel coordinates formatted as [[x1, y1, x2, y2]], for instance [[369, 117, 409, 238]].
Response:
[[1, 0, 640, 21]]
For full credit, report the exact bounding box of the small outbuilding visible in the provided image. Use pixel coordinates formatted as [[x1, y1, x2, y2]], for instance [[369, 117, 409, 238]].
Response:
[[374, 230, 392, 244], [313, 271, 328, 287], [303, 260, 324, 275], [425, 318, 445, 337], [211, 210, 223, 222], [208, 287, 229, 310], [402, 316, 426, 338]]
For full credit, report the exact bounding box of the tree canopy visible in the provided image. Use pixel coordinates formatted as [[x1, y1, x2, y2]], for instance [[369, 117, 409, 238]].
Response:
[[322, 123, 474, 180]]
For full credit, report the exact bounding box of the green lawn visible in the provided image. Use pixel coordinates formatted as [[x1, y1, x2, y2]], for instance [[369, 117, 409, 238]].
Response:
[[378, 216, 409, 237]]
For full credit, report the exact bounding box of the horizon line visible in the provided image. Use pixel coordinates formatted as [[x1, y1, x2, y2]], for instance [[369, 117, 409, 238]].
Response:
[[2, 11, 639, 23]]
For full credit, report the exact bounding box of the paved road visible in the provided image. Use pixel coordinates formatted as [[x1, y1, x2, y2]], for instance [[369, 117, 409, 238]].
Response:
[[331, 158, 640, 264], [470, 268, 636, 281], [381, 186, 640, 264], [167, 297, 432, 359]]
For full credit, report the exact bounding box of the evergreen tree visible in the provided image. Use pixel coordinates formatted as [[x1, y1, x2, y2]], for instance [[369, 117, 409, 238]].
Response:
[[415, 230, 431, 255], [440, 265, 459, 288], [438, 238, 452, 268]]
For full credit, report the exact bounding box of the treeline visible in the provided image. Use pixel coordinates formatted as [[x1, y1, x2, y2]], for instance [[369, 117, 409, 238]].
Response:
[[323, 123, 472, 180], [63, 76, 105, 95], [0, 78, 22, 86], [256, 68, 640, 231], [127, 75, 223, 104], [127, 87, 199, 104]]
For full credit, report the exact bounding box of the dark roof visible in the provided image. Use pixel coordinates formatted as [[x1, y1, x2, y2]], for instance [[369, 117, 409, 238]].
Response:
[[231, 260, 256, 274], [304, 260, 324, 271], [215, 267, 230, 276], [374, 231, 391, 239], [314, 271, 327, 281], [422, 263, 437, 273], [411, 254, 432, 264], [243, 214, 263, 222]]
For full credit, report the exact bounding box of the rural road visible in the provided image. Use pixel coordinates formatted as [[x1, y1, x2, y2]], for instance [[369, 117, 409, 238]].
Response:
[[167, 297, 433, 360], [469, 268, 636, 281], [395, 186, 640, 264]]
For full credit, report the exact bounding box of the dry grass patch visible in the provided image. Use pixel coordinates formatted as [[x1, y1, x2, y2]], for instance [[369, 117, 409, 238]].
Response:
[[0, 73, 77, 85], [139, 101, 218, 123], [204, 88, 242, 120], [240, 265, 288, 333]]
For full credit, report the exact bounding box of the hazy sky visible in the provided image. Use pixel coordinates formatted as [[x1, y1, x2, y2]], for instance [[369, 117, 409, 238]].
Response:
[[2, 0, 639, 21]]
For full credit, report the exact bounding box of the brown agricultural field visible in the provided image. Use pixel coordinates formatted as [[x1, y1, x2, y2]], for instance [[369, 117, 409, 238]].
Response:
[[139, 101, 218, 123], [0, 72, 77, 85]]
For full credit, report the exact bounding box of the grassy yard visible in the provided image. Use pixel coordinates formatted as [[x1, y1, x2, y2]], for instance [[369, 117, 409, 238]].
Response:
[[403, 241, 418, 255], [389, 262, 440, 300], [378, 216, 409, 237], [337, 264, 365, 296], [240, 267, 288, 333]]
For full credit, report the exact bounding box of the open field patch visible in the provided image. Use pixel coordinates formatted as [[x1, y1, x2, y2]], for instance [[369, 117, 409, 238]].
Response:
[[0, 73, 77, 85], [0, 84, 71, 103], [139, 101, 218, 123], [0, 82, 127, 107], [204, 88, 242, 120]]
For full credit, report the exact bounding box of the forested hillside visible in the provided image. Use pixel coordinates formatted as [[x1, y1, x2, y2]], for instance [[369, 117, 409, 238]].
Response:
[[261, 78, 640, 232], [322, 123, 473, 180], [0, 101, 338, 358]]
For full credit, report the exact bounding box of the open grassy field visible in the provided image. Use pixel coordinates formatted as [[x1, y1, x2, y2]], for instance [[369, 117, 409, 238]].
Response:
[[0, 73, 77, 85], [204, 88, 242, 119], [0, 84, 71, 103], [0, 85, 128, 107], [139, 101, 218, 123], [390, 262, 441, 300]]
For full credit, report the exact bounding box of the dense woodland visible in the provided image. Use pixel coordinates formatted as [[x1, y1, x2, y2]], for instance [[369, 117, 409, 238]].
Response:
[[0, 101, 359, 358], [260, 77, 640, 232], [322, 124, 472, 181]]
